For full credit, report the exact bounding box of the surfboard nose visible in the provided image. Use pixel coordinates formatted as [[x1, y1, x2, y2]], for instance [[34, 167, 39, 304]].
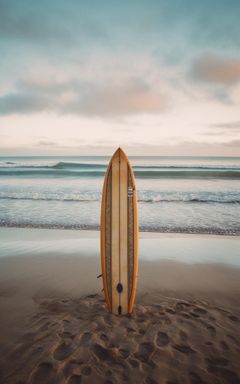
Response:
[[112, 147, 120, 156], [112, 147, 127, 159], [111, 147, 122, 160]]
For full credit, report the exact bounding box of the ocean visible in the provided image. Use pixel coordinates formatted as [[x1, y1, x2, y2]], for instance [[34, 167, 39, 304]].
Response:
[[0, 156, 240, 235]]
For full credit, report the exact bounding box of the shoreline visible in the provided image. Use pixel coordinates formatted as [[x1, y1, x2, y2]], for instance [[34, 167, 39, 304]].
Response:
[[1, 225, 240, 239], [1, 227, 240, 267], [0, 223, 240, 236]]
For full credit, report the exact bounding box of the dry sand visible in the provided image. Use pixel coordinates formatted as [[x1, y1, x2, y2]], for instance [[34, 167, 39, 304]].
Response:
[[0, 230, 240, 384]]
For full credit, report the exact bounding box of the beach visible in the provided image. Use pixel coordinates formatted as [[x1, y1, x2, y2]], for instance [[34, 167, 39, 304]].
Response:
[[0, 228, 240, 384], [1, 0, 240, 381]]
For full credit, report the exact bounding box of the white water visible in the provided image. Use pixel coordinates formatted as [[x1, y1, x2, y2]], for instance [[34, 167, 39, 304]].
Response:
[[0, 156, 240, 234]]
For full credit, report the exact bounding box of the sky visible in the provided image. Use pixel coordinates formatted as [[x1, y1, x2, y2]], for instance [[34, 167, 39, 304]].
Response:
[[0, 0, 240, 156]]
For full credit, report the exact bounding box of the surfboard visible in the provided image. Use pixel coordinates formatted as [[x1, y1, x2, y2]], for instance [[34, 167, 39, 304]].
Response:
[[100, 148, 138, 315]]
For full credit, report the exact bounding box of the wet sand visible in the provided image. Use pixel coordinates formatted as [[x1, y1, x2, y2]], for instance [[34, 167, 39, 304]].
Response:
[[0, 229, 240, 383]]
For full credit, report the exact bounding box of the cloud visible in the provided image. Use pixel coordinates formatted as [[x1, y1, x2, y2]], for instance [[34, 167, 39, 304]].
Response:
[[225, 139, 240, 147], [0, 92, 49, 115], [203, 120, 240, 137], [0, 76, 167, 117], [211, 120, 240, 130], [37, 140, 57, 146], [191, 54, 240, 84], [79, 78, 167, 116], [2, 139, 240, 156]]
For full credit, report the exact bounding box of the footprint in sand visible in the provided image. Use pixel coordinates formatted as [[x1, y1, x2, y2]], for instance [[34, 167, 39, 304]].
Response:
[[80, 332, 92, 346], [175, 302, 191, 312], [156, 332, 170, 347], [109, 343, 118, 348], [190, 312, 200, 318], [166, 308, 176, 315], [205, 341, 213, 346], [189, 371, 207, 384], [127, 326, 136, 334], [63, 360, 82, 378], [86, 294, 97, 299], [129, 359, 140, 368], [81, 365, 92, 376], [119, 348, 130, 359], [38, 322, 50, 332], [206, 356, 229, 367], [134, 342, 155, 362], [67, 374, 82, 384], [9, 342, 32, 359], [173, 344, 195, 354], [53, 340, 73, 361], [58, 331, 75, 340], [104, 314, 114, 326], [100, 333, 108, 342], [227, 334, 238, 345], [179, 330, 188, 341], [93, 343, 112, 361], [220, 340, 229, 351], [29, 362, 57, 384], [145, 377, 158, 384], [206, 324, 216, 335], [164, 316, 172, 325], [137, 316, 147, 323], [181, 313, 191, 319], [207, 366, 240, 384], [193, 307, 207, 315]]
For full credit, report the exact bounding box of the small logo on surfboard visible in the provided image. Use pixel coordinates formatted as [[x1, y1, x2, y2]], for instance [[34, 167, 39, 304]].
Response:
[[128, 187, 133, 197]]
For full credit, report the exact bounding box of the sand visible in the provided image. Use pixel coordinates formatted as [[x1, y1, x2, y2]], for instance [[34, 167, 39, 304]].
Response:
[[0, 229, 240, 384]]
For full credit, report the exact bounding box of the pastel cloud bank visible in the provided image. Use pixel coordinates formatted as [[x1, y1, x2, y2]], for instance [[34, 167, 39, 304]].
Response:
[[192, 55, 240, 84], [0, 0, 239, 155], [0, 77, 166, 117]]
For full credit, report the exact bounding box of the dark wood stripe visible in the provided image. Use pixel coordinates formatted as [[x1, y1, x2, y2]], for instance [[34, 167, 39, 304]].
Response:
[[128, 167, 134, 302], [105, 165, 112, 306], [118, 152, 121, 308]]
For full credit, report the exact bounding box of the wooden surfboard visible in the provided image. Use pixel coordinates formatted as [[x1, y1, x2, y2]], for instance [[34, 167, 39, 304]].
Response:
[[100, 148, 138, 315]]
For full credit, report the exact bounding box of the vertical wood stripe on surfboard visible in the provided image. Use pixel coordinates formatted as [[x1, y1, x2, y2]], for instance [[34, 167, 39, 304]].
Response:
[[119, 150, 128, 314], [111, 152, 120, 314]]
